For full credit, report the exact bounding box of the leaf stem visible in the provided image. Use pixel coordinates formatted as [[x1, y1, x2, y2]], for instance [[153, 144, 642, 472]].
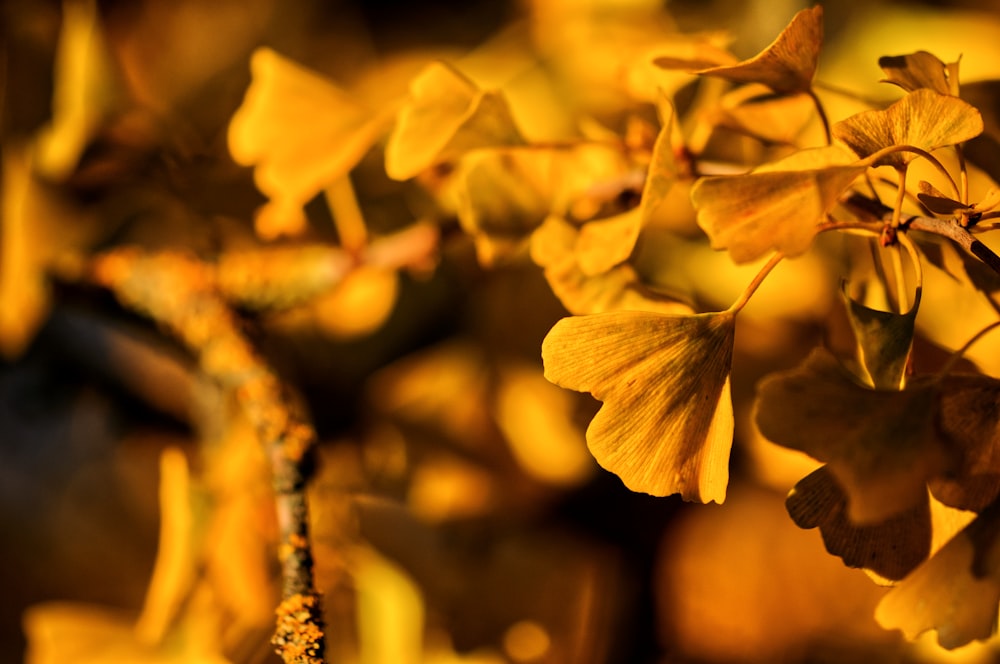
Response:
[[936, 320, 1000, 378], [807, 88, 832, 145], [727, 252, 784, 314], [862, 145, 960, 200]]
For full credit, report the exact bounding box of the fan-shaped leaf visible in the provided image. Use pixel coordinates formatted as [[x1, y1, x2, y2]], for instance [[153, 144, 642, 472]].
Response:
[[385, 61, 525, 181], [755, 348, 948, 523], [691, 5, 823, 94], [542, 309, 735, 502], [833, 89, 983, 168], [691, 146, 865, 263]]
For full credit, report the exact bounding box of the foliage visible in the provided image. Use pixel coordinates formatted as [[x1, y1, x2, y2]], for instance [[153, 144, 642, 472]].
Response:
[[7, 1, 1000, 662]]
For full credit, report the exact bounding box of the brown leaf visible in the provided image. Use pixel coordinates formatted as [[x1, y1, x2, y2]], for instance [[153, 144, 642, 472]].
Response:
[[384, 61, 525, 181], [878, 51, 959, 96], [876, 498, 1000, 649], [691, 145, 864, 263], [755, 348, 949, 523], [690, 5, 824, 94], [786, 466, 931, 581], [542, 309, 735, 502], [833, 89, 983, 168]]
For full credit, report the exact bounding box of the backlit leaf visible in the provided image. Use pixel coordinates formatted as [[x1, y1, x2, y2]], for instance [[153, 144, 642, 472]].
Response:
[[833, 89, 983, 168], [228, 48, 395, 239], [689, 5, 824, 94], [844, 286, 921, 390], [691, 146, 865, 263], [755, 348, 948, 523], [384, 61, 525, 181], [878, 51, 959, 96], [876, 498, 1000, 649], [786, 466, 931, 581], [542, 309, 735, 502]]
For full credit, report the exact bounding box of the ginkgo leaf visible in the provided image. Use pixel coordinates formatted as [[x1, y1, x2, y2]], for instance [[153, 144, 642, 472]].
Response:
[[384, 61, 525, 181], [228, 47, 395, 239], [530, 215, 693, 315], [542, 309, 735, 502], [714, 86, 816, 145], [844, 286, 921, 390], [929, 373, 1000, 512], [689, 5, 824, 94], [691, 146, 865, 263], [917, 180, 969, 216], [755, 348, 949, 523], [878, 51, 959, 96], [786, 466, 931, 581], [875, 498, 1000, 650], [833, 89, 983, 168]]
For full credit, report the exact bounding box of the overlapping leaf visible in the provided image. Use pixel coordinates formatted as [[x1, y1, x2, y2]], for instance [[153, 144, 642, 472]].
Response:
[[542, 309, 735, 502], [833, 89, 983, 168], [755, 348, 949, 524], [685, 5, 823, 94], [876, 498, 1000, 649], [691, 145, 865, 263], [384, 61, 525, 181]]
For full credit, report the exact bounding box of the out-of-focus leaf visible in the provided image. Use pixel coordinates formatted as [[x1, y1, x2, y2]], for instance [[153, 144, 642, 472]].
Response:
[[495, 364, 595, 487], [691, 146, 865, 263], [786, 466, 931, 581], [755, 348, 948, 523], [35, 0, 123, 180], [384, 62, 524, 181], [833, 89, 983, 168], [530, 215, 693, 315], [228, 48, 395, 239], [687, 5, 824, 94], [713, 86, 816, 145], [311, 265, 399, 339], [354, 546, 425, 664], [878, 51, 959, 96], [875, 498, 1000, 650], [542, 309, 735, 502], [844, 286, 921, 390]]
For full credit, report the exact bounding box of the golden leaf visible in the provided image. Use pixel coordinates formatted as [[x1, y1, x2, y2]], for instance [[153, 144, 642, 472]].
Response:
[[227, 48, 394, 239], [690, 5, 824, 94], [833, 88, 983, 168], [542, 309, 735, 502], [875, 499, 1000, 650], [755, 348, 949, 524], [691, 146, 865, 263], [878, 51, 959, 96], [530, 215, 693, 315], [384, 61, 525, 181]]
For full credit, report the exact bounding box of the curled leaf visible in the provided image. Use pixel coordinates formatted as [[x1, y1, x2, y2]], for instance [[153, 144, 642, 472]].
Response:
[[542, 309, 735, 502], [833, 89, 983, 168], [691, 146, 865, 263], [755, 348, 948, 523], [844, 286, 921, 390], [384, 61, 525, 181], [690, 5, 823, 94], [876, 498, 1000, 649], [878, 51, 959, 96]]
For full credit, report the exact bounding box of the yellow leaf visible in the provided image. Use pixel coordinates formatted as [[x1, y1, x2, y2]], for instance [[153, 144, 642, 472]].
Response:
[[691, 146, 865, 263], [878, 51, 960, 96], [875, 499, 1000, 649], [542, 309, 735, 502], [530, 215, 693, 315], [384, 62, 524, 181], [691, 5, 824, 94], [227, 48, 394, 239], [833, 88, 983, 168]]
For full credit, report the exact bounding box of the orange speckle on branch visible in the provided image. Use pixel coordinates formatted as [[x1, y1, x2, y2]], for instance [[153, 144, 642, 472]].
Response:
[[273, 593, 325, 664]]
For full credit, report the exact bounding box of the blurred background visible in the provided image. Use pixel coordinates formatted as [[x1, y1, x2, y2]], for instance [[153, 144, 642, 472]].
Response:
[[3, 0, 1000, 662]]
